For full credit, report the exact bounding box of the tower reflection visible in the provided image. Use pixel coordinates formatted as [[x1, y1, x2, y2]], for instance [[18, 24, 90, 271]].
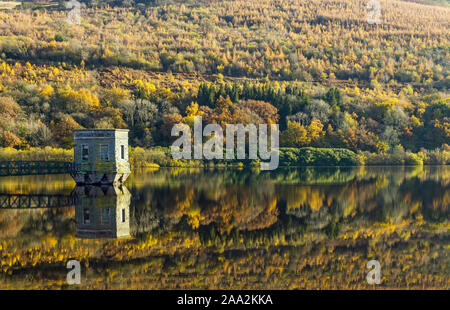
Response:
[[72, 185, 131, 239]]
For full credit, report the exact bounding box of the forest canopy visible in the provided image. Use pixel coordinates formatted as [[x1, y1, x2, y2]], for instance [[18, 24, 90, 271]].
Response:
[[0, 0, 448, 164]]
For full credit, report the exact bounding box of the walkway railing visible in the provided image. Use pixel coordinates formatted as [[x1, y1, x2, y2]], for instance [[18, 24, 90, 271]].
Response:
[[0, 194, 74, 209], [0, 161, 73, 177]]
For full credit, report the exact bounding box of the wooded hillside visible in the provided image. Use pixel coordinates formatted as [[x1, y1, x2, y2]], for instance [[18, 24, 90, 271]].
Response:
[[0, 0, 448, 163]]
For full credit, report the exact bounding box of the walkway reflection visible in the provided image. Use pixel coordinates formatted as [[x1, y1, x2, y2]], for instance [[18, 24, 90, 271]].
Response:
[[72, 185, 131, 239]]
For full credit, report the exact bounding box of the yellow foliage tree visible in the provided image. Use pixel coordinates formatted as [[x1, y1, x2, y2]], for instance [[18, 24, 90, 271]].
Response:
[[307, 119, 325, 143], [281, 121, 310, 147]]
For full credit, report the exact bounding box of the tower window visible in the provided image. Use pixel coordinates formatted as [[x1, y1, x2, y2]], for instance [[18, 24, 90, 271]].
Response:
[[121, 209, 126, 223], [81, 145, 89, 161], [101, 207, 111, 224], [121, 145, 125, 160], [83, 208, 90, 224], [100, 144, 109, 161]]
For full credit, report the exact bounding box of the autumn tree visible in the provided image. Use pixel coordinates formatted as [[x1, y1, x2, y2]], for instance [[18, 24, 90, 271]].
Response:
[[0, 130, 23, 147], [281, 121, 309, 147], [50, 115, 82, 148]]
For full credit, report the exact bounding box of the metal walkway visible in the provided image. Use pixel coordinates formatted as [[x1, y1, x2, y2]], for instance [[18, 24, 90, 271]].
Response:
[[0, 193, 74, 209], [0, 161, 73, 177]]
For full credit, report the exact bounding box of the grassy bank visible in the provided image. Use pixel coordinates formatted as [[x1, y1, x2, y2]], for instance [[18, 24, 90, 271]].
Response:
[[128, 145, 450, 167], [1, 145, 448, 168]]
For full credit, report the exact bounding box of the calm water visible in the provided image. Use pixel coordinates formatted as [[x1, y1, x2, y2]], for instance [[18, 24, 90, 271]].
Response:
[[0, 166, 448, 289]]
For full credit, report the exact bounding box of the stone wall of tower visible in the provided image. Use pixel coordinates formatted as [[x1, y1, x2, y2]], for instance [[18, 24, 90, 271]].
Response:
[[72, 129, 130, 185]]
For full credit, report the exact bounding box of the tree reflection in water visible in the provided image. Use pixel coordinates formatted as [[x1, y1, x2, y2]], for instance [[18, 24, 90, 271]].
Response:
[[0, 166, 448, 289]]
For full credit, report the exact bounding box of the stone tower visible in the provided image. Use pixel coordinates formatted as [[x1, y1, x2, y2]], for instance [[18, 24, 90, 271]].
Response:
[[72, 129, 131, 185], [73, 185, 131, 239]]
